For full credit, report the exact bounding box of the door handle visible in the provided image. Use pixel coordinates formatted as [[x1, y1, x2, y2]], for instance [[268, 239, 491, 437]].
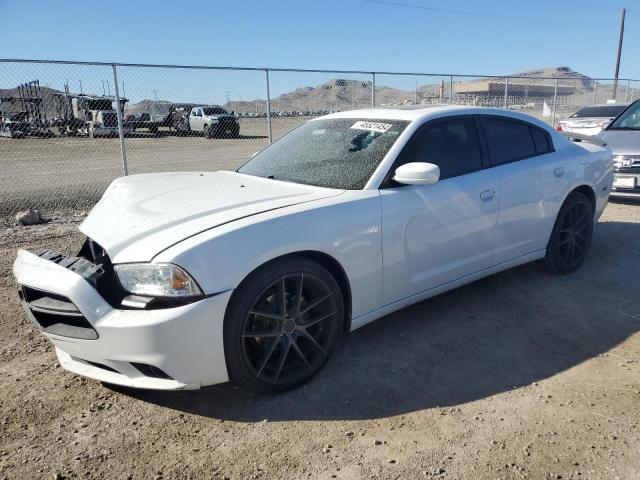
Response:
[[480, 189, 496, 201], [554, 167, 565, 177]]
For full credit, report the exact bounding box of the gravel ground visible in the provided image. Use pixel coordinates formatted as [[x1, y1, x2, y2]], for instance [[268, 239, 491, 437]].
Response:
[[1, 200, 640, 480]]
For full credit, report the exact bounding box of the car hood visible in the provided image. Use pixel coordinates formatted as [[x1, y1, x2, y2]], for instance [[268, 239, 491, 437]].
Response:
[[80, 171, 344, 263], [598, 130, 640, 155]]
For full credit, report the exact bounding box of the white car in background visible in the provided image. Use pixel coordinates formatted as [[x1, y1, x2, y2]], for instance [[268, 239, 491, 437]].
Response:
[[556, 104, 628, 137], [14, 106, 612, 393]]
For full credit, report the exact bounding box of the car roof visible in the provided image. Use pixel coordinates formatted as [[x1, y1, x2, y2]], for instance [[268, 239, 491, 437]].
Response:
[[580, 103, 629, 108], [316, 105, 555, 130]]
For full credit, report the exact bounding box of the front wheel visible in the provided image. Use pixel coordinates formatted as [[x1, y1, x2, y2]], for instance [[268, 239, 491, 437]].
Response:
[[544, 191, 594, 274], [224, 258, 344, 393]]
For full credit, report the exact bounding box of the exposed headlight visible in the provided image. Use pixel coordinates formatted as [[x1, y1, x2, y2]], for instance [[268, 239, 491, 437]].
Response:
[[114, 263, 203, 297]]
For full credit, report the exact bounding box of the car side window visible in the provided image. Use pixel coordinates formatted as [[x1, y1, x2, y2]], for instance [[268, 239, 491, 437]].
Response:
[[530, 126, 552, 154], [481, 117, 537, 165], [394, 118, 483, 179]]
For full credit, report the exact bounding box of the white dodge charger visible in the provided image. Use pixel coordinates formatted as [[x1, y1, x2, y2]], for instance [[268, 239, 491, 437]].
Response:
[[14, 106, 613, 393]]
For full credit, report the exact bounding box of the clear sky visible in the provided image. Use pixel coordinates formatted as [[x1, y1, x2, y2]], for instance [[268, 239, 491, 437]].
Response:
[[0, 0, 637, 104]]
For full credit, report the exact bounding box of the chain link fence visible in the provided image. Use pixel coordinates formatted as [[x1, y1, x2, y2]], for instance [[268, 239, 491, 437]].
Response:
[[1, 59, 638, 222]]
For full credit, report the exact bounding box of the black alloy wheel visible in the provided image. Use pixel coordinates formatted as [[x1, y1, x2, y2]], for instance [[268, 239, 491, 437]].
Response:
[[224, 258, 344, 393], [544, 191, 594, 274]]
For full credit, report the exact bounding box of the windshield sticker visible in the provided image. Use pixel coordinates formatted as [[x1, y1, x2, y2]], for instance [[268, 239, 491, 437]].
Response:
[[312, 129, 326, 135], [350, 121, 392, 133]]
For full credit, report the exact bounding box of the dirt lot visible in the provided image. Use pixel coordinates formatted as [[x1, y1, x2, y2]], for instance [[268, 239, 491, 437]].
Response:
[[0, 118, 306, 219], [0, 200, 639, 480]]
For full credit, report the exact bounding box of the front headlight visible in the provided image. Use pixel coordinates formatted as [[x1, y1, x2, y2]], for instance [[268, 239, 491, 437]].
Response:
[[114, 263, 203, 297]]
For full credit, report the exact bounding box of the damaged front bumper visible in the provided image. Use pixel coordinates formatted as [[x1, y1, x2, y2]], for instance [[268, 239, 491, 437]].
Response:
[[13, 249, 232, 390]]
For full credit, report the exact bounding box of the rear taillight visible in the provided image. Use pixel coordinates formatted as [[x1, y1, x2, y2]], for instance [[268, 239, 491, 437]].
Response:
[[555, 124, 563, 132]]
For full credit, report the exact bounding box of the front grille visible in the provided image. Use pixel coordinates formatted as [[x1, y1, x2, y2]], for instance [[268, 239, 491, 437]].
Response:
[[102, 112, 118, 128], [20, 287, 98, 340], [614, 156, 640, 174], [218, 117, 236, 128]]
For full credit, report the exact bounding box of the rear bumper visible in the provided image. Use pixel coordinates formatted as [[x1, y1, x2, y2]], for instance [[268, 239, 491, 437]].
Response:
[[13, 249, 232, 390]]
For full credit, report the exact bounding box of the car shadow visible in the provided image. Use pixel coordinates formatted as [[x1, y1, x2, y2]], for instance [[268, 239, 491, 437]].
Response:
[[116, 220, 640, 422]]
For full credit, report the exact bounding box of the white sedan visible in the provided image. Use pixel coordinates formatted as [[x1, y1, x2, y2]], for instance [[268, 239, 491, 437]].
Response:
[[14, 106, 613, 393]]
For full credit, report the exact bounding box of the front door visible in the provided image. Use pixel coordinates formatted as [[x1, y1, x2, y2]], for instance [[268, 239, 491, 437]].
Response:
[[380, 116, 499, 305]]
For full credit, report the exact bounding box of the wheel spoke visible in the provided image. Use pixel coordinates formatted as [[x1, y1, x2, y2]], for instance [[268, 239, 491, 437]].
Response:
[[300, 292, 332, 315], [248, 309, 283, 321], [290, 337, 312, 370], [558, 237, 571, 247], [295, 273, 304, 315], [301, 310, 337, 328], [242, 329, 281, 338], [299, 329, 327, 356], [279, 276, 287, 317], [574, 230, 586, 243], [568, 240, 576, 263], [256, 337, 282, 377], [575, 219, 590, 232], [272, 336, 291, 383]]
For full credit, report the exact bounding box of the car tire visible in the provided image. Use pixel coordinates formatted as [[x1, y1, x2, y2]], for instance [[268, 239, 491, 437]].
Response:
[[224, 257, 344, 394], [544, 191, 594, 274], [204, 124, 213, 139]]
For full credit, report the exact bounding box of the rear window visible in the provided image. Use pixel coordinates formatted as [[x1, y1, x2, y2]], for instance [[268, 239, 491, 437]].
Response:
[[531, 127, 552, 154], [203, 107, 227, 115], [570, 105, 626, 118], [482, 118, 536, 165]]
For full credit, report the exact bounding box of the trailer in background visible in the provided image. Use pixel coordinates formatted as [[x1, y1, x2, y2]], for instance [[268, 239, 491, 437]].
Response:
[[0, 80, 53, 138]]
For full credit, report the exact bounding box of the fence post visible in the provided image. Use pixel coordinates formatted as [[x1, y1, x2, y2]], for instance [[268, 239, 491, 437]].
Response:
[[414, 78, 418, 105], [111, 64, 128, 176], [503, 77, 509, 109], [371, 73, 376, 108], [551, 77, 559, 126], [592, 81, 598, 104], [265, 69, 272, 144], [625, 79, 630, 102], [449, 75, 454, 104]]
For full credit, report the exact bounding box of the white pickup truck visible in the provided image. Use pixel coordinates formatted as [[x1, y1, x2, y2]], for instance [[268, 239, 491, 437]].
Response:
[[187, 105, 240, 138]]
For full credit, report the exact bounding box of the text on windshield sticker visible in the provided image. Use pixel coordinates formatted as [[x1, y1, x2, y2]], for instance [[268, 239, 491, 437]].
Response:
[[350, 121, 392, 133]]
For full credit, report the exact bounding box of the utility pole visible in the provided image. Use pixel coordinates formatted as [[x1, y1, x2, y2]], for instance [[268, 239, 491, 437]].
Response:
[[612, 7, 626, 100]]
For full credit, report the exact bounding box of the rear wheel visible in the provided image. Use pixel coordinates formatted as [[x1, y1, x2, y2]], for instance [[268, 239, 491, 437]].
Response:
[[224, 258, 344, 393], [544, 191, 594, 274]]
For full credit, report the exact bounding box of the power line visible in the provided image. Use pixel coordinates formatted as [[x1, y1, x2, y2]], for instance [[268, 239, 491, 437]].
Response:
[[518, 0, 624, 12], [362, 0, 609, 27]]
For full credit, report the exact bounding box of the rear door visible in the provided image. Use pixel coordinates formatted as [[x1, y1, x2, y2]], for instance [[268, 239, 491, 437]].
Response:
[[479, 116, 556, 264], [380, 116, 499, 305]]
